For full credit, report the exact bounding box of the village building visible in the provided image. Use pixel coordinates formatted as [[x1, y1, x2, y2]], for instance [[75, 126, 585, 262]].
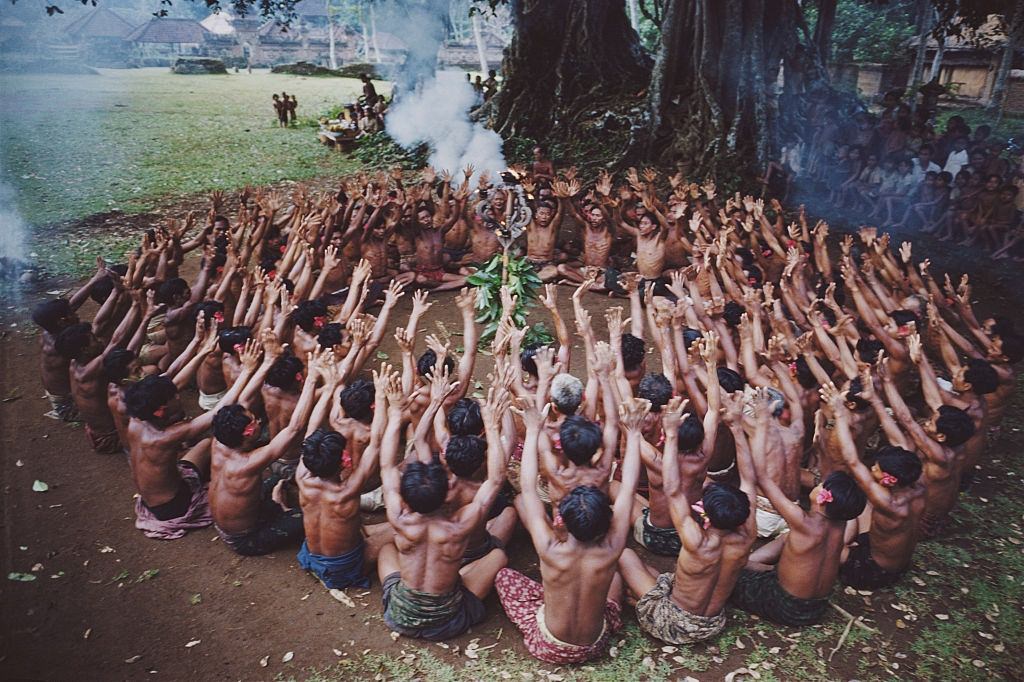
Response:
[[125, 17, 209, 66]]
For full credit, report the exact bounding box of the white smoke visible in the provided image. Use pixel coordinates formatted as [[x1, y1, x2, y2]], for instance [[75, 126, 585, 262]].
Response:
[[0, 168, 28, 266], [386, 71, 506, 183]]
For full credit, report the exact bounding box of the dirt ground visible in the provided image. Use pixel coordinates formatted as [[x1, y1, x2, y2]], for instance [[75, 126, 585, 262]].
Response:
[[2, 200, 1023, 681]]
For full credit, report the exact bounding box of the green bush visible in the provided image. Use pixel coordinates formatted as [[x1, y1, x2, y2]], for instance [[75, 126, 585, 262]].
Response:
[[466, 253, 552, 348]]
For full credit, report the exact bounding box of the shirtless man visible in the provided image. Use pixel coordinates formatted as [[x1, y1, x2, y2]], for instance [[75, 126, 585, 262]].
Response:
[[358, 200, 415, 287], [525, 199, 564, 282], [619, 394, 757, 645], [33, 261, 114, 421], [209, 348, 322, 556], [494, 397, 648, 664], [633, 334, 720, 557], [412, 190, 468, 290], [123, 341, 257, 540], [295, 364, 391, 589], [152, 254, 214, 369], [555, 183, 614, 291], [875, 355, 974, 538], [828, 379, 926, 590], [616, 191, 669, 284], [398, 289, 477, 425], [376, 370, 509, 641], [531, 146, 555, 181], [463, 186, 506, 268], [57, 289, 148, 453], [538, 343, 620, 509], [730, 393, 867, 627]]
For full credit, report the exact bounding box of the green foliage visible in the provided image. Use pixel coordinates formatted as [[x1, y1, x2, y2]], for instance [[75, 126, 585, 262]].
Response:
[[810, 0, 918, 65], [501, 135, 538, 165], [465, 253, 550, 347], [352, 132, 429, 169]]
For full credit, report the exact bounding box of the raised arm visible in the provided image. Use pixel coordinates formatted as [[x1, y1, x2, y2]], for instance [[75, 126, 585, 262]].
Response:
[[539, 284, 571, 372], [515, 398, 554, 546], [608, 398, 650, 548]]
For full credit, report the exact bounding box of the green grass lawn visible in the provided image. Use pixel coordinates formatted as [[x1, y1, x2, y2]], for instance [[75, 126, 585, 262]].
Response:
[[0, 68, 385, 227]]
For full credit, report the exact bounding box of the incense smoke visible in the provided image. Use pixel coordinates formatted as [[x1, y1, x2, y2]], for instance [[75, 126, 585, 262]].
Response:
[[380, 0, 506, 183]]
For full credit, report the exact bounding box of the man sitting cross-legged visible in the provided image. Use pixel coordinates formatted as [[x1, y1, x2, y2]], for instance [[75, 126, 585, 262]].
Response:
[[123, 338, 259, 540], [294, 360, 393, 589], [209, 345, 323, 556], [828, 375, 926, 590], [494, 396, 649, 665], [618, 394, 757, 646], [729, 390, 867, 626], [376, 368, 510, 641]]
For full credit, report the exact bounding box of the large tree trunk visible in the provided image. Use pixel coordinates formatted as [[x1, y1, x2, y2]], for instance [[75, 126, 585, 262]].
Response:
[[488, 0, 650, 139], [987, 1, 1024, 111], [632, 0, 806, 176], [928, 26, 945, 82], [907, 0, 932, 111], [812, 0, 836, 68]]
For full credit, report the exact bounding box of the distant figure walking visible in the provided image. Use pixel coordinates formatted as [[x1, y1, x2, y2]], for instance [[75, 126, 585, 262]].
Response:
[[272, 94, 287, 128]]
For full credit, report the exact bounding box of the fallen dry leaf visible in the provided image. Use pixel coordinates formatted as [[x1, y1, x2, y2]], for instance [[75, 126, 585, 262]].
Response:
[[281, 651, 294, 663], [329, 588, 356, 607], [185, 639, 201, 648], [125, 655, 142, 664], [259, 656, 269, 668]]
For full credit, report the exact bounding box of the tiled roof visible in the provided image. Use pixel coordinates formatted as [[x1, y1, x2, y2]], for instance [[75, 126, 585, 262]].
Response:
[[126, 18, 209, 44], [63, 7, 134, 39]]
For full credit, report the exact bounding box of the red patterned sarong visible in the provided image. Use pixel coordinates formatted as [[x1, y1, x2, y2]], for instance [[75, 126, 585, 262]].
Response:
[[494, 567, 622, 664]]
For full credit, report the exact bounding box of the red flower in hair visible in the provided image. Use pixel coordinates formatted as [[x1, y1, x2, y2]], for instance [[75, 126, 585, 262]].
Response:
[[880, 473, 899, 487], [553, 513, 565, 528], [816, 488, 833, 505], [152, 405, 167, 418], [313, 315, 326, 329], [233, 343, 243, 353], [242, 420, 259, 437], [213, 311, 225, 323], [279, 245, 287, 254], [295, 372, 304, 383], [341, 451, 353, 468]]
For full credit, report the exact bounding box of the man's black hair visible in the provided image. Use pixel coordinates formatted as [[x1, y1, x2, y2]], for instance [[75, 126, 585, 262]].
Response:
[[193, 300, 225, 328], [890, 309, 919, 328], [855, 338, 885, 364], [124, 374, 177, 422], [1000, 333, 1023, 363], [723, 301, 744, 328], [875, 446, 922, 487], [302, 428, 347, 479], [964, 358, 999, 395], [678, 413, 705, 452], [400, 459, 448, 513], [417, 349, 455, 377], [340, 379, 375, 422], [32, 299, 74, 334], [520, 343, 543, 378], [717, 367, 745, 394], [988, 315, 1015, 338], [54, 322, 94, 361], [212, 404, 255, 448], [445, 435, 486, 477], [265, 354, 304, 391], [703, 483, 751, 529], [620, 333, 645, 371], [845, 377, 870, 411], [447, 398, 483, 435], [155, 278, 189, 306], [103, 348, 136, 383], [820, 471, 867, 521], [89, 267, 125, 304], [559, 415, 602, 465], [638, 373, 673, 411], [935, 405, 975, 447], [318, 322, 344, 349], [218, 326, 252, 354], [558, 485, 612, 542], [682, 328, 702, 349], [290, 299, 329, 333]]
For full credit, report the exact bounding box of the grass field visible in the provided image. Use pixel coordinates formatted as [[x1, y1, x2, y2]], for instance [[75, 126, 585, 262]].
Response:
[[0, 68, 382, 227]]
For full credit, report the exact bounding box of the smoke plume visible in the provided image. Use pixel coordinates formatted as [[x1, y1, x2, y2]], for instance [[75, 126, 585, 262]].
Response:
[[380, 0, 506, 182], [0, 161, 29, 271]]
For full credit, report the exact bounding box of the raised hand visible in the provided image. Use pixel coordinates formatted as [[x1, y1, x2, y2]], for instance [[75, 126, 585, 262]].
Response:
[[394, 326, 414, 354], [540, 283, 558, 310], [662, 396, 687, 431], [592, 341, 613, 373], [595, 170, 613, 197], [819, 381, 845, 413], [384, 280, 406, 307], [605, 306, 628, 339], [907, 332, 922, 363], [619, 397, 652, 432], [533, 346, 560, 384], [429, 363, 458, 404], [240, 338, 263, 371], [424, 334, 449, 366], [481, 385, 511, 430], [455, 287, 476, 313]]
